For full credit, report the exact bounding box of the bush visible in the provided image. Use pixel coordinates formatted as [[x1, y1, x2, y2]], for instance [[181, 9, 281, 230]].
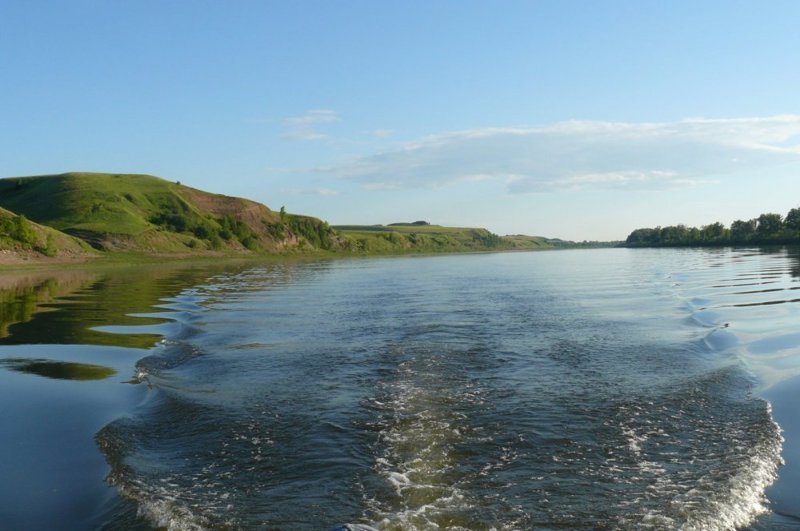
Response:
[[41, 234, 57, 256], [267, 223, 286, 240], [193, 225, 211, 239], [150, 212, 191, 233], [287, 215, 335, 250], [241, 236, 259, 250], [9, 215, 37, 245], [207, 233, 223, 249]]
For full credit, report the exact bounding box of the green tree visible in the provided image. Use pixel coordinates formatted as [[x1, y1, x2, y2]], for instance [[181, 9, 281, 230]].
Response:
[[730, 219, 756, 243], [625, 227, 661, 246], [660, 225, 690, 245], [756, 213, 783, 239], [785, 208, 800, 232], [701, 222, 726, 243]]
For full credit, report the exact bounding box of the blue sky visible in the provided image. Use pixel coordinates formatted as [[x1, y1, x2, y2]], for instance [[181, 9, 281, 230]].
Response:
[[2, 1, 800, 240]]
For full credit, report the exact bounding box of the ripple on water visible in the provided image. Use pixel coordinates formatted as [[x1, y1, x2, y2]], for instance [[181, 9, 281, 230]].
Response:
[[91, 250, 794, 530]]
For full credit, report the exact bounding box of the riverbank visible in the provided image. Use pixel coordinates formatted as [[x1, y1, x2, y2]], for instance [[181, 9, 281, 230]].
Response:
[[0, 247, 332, 271], [0, 246, 97, 266], [0, 245, 545, 273]]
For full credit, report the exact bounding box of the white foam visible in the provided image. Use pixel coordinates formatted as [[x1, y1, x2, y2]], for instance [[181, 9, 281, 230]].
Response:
[[114, 481, 212, 531], [636, 411, 783, 530], [368, 357, 480, 529]]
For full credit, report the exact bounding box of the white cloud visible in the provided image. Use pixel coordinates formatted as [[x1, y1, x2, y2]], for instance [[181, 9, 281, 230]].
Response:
[[284, 109, 339, 126], [284, 130, 327, 141], [282, 186, 341, 196], [324, 116, 800, 192], [282, 109, 339, 140], [370, 129, 394, 138]]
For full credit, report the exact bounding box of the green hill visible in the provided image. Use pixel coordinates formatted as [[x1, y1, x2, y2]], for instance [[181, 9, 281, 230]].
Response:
[[334, 223, 553, 253], [0, 172, 562, 259], [0, 173, 341, 253], [502, 234, 555, 250], [0, 206, 94, 259]]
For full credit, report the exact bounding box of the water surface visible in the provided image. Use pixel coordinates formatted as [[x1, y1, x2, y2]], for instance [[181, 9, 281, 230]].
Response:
[[2, 249, 800, 529]]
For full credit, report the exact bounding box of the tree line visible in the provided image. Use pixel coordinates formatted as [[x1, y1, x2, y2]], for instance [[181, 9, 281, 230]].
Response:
[[626, 208, 800, 247]]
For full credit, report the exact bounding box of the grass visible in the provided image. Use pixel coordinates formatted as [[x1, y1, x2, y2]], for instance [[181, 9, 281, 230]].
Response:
[[0, 205, 95, 257], [0, 173, 204, 253], [334, 224, 548, 254], [334, 224, 479, 234], [0, 173, 560, 260], [0, 172, 338, 254], [502, 234, 553, 250], [0, 173, 235, 239], [0, 173, 173, 234]]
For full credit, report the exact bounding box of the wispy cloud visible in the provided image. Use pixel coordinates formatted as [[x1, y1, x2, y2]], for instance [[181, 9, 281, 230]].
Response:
[[282, 109, 339, 140], [282, 186, 340, 196], [369, 129, 394, 138], [324, 116, 800, 192]]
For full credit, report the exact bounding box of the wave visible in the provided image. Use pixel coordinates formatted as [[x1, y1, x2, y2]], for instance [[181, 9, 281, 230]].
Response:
[[93, 250, 795, 529]]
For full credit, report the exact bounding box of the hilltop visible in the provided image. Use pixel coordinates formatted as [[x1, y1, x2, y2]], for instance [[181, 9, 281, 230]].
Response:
[[0, 173, 342, 255]]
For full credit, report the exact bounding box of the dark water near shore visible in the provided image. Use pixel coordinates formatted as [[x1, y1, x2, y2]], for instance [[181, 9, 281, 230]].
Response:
[[2, 249, 800, 529]]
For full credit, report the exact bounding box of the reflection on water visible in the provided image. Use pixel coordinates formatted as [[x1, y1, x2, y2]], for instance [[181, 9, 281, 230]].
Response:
[[0, 271, 92, 338], [786, 246, 800, 279], [0, 260, 258, 531], [0, 262, 252, 349], [3, 248, 800, 530], [1, 358, 116, 380]]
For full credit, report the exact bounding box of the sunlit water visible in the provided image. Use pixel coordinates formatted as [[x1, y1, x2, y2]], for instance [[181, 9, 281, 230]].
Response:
[[3, 248, 800, 529]]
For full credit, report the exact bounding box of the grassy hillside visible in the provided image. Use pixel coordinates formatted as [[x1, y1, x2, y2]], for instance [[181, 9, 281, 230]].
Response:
[[505, 235, 621, 250], [501, 234, 554, 250], [334, 223, 552, 253], [0, 173, 341, 253], [0, 206, 94, 259], [0, 173, 564, 259]]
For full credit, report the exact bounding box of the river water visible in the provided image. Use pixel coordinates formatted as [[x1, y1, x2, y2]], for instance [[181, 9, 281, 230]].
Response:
[[2, 248, 800, 529]]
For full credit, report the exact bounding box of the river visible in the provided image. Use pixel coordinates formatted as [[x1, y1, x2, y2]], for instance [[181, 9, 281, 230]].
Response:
[[1, 248, 799, 529]]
